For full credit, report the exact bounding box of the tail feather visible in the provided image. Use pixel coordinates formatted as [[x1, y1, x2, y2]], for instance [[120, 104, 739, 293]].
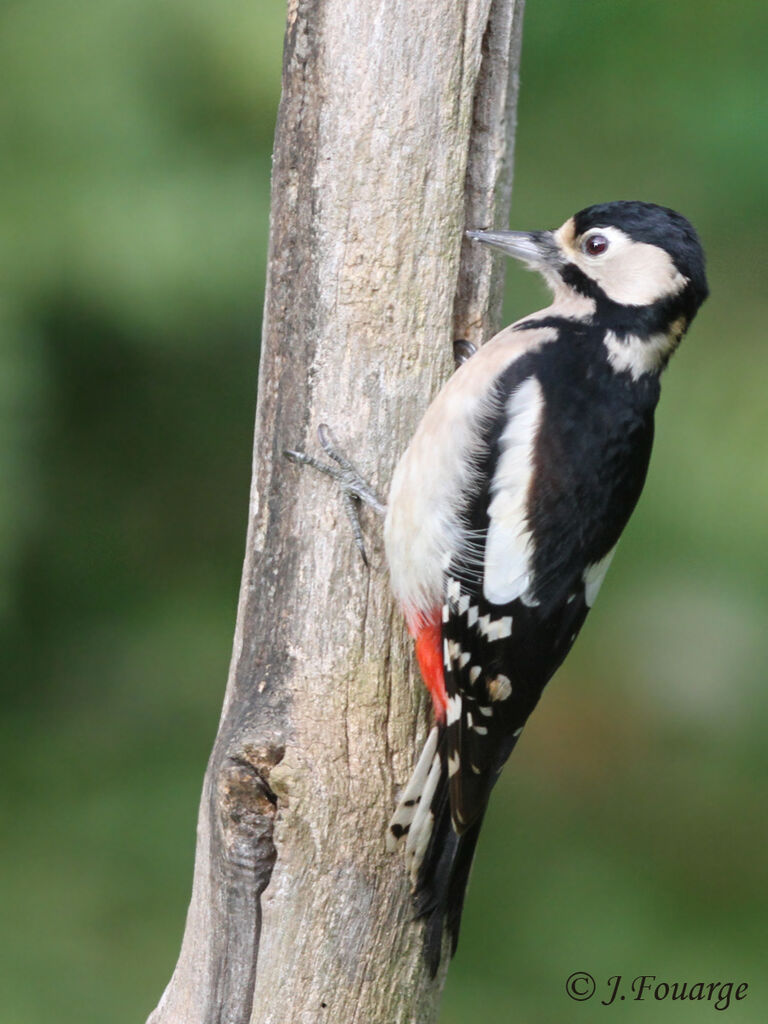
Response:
[[387, 726, 439, 851], [443, 819, 483, 955], [405, 751, 443, 880], [416, 795, 485, 975], [388, 726, 486, 976]]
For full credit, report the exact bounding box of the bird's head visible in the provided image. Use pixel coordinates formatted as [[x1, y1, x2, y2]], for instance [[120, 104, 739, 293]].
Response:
[[467, 201, 708, 341]]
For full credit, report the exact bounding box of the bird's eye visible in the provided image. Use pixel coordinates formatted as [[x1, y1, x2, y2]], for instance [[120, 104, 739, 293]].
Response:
[[583, 233, 609, 257]]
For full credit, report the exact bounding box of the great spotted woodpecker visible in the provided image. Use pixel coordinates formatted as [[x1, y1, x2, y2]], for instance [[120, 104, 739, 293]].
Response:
[[287, 201, 707, 974]]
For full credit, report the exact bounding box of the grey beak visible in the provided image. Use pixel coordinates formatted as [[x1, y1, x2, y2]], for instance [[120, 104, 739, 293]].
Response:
[[466, 229, 562, 268]]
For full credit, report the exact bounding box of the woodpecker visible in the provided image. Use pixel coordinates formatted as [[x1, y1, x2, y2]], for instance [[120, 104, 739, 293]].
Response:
[[382, 201, 707, 973], [286, 200, 707, 975]]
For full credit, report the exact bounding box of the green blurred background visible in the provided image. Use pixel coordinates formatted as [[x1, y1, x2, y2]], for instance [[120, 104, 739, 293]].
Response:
[[1, 1, 766, 1021]]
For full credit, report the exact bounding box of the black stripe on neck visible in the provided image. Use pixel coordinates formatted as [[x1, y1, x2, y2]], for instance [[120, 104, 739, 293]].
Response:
[[559, 262, 697, 340]]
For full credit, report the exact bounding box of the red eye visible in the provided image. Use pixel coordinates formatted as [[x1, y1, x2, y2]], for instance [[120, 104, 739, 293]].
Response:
[[583, 233, 609, 256]]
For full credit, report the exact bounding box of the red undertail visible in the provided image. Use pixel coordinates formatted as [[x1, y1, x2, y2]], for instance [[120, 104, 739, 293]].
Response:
[[410, 609, 447, 722]]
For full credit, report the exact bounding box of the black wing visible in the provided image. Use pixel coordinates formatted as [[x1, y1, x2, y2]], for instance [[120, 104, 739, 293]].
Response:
[[442, 339, 657, 832]]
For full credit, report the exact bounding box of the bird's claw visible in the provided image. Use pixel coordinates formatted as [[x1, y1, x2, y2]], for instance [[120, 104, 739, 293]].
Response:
[[284, 425, 386, 567], [453, 338, 478, 368]]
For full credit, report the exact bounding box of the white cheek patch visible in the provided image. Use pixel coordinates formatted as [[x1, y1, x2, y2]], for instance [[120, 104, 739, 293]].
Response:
[[570, 226, 688, 307], [483, 377, 544, 605]]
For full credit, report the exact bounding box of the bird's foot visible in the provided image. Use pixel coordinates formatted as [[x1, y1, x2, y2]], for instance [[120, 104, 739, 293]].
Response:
[[284, 424, 386, 566]]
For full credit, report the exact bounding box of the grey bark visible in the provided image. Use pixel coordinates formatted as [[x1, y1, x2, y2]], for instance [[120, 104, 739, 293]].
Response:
[[147, 2, 524, 1022]]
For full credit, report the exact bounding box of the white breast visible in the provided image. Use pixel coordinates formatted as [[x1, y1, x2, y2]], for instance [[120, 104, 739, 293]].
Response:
[[384, 324, 556, 624]]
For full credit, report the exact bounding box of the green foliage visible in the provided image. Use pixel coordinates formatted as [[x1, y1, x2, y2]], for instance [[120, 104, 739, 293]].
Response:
[[1, 2, 765, 1021]]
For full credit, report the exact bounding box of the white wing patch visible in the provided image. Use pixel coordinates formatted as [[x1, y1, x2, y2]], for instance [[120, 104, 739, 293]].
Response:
[[446, 694, 462, 725], [478, 614, 513, 641], [483, 377, 544, 605], [583, 546, 616, 607], [488, 674, 512, 701]]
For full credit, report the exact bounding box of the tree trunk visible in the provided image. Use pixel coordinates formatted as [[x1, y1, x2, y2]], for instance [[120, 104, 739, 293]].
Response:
[[147, 1, 524, 1022]]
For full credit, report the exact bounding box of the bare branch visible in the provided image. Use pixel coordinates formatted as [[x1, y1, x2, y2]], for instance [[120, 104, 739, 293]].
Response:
[[147, 2, 524, 1022]]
